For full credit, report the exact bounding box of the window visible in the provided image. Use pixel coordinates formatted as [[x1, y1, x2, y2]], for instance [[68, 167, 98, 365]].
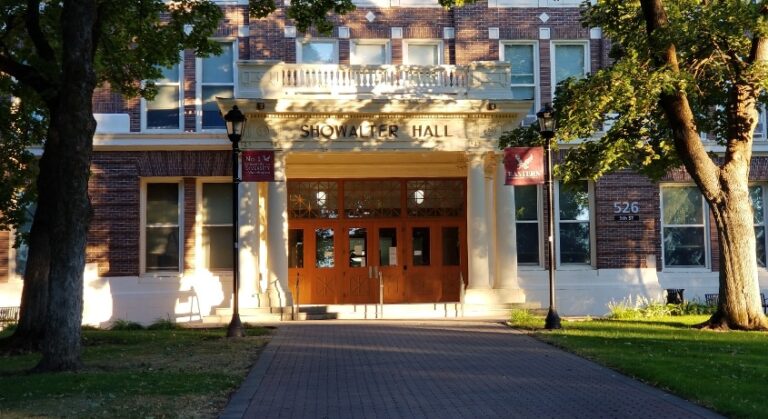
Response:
[[514, 185, 540, 265], [502, 43, 537, 119], [351, 40, 390, 65], [404, 41, 443, 65], [557, 180, 592, 265], [551, 42, 589, 99], [199, 41, 235, 130], [661, 185, 708, 268], [351, 0, 392, 7], [297, 40, 338, 64], [493, 0, 585, 8], [755, 106, 766, 141], [202, 183, 233, 270], [144, 61, 183, 130], [395, 0, 440, 6], [289, 229, 304, 268], [751, 186, 766, 267], [144, 182, 181, 273]]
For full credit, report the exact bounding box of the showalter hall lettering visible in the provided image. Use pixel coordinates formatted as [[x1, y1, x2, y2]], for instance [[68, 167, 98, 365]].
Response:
[[299, 123, 453, 139]]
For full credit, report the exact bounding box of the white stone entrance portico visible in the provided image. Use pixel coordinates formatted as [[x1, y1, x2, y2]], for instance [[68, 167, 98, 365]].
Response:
[[218, 60, 532, 312]]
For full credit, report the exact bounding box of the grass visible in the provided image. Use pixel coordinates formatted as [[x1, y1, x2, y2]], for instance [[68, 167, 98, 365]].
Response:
[[509, 313, 768, 418], [0, 325, 270, 418]]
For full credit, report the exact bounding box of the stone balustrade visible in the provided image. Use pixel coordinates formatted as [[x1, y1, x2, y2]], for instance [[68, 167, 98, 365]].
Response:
[[237, 61, 512, 100]]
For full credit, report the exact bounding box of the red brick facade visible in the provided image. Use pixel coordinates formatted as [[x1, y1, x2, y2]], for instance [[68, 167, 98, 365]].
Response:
[[88, 151, 231, 276], [82, 2, 761, 280]]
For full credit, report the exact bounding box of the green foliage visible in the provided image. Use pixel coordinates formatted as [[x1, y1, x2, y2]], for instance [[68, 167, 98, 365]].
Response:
[[94, 0, 224, 99], [283, 0, 356, 34], [508, 308, 544, 330], [110, 319, 146, 331], [607, 295, 673, 319], [499, 1, 768, 182], [147, 317, 181, 330], [607, 295, 715, 319], [0, 85, 40, 238], [1, 322, 18, 333], [498, 122, 545, 148]]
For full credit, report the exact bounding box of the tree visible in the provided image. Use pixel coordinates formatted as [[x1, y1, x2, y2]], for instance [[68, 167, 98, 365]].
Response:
[[0, 0, 223, 371], [0, 0, 354, 371], [501, 0, 768, 330]]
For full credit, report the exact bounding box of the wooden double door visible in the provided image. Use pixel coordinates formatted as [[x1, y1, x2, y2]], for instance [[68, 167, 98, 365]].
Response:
[[288, 219, 467, 304]]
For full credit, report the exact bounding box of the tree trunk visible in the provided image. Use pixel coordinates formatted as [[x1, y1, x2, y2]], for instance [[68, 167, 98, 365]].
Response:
[[705, 188, 768, 330], [34, 0, 97, 372]]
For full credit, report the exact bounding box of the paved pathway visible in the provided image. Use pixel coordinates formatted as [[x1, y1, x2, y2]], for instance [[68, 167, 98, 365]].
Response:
[[221, 320, 721, 419]]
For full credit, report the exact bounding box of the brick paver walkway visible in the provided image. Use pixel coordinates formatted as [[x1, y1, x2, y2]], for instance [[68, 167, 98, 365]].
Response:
[[221, 321, 721, 419]]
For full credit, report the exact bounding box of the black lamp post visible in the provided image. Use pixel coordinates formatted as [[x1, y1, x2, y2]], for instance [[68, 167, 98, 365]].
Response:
[[537, 103, 562, 330], [224, 105, 246, 338]]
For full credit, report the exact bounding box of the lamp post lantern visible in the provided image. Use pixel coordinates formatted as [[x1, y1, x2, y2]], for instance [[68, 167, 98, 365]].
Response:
[[537, 103, 562, 330], [224, 105, 246, 338]]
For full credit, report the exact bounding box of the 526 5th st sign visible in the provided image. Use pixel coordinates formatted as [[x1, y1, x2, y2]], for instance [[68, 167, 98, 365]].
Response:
[[613, 201, 640, 221]]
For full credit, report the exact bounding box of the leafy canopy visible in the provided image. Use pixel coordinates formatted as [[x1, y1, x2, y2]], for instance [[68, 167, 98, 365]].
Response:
[[500, 0, 768, 184]]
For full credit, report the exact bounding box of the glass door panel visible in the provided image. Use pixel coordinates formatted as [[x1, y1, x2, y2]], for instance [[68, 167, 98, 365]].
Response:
[[348, 228, 367, 267], [379, 228, 397, 267], [289, 229, 304, 268], [378, 227, 404, 303], [412, 227, 431, 266], [315, 228, 335, 268]]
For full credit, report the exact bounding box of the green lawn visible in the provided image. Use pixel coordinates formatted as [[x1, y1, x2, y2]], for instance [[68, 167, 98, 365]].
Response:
[[0, 326, 270, 418], [512, 315, 768, 418]]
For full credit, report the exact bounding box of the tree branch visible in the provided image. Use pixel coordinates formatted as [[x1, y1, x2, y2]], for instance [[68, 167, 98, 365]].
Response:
[[639, 0, 720, 200], [25, 0, 55, 62], [0, 54, 57, 103]]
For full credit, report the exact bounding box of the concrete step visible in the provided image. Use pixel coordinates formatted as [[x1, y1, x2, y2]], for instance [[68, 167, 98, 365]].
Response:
[[203, 301, 544, 323]]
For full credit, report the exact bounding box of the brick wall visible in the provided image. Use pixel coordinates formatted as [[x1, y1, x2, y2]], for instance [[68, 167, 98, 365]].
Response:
[[88, 151, 231, 276], [0, 231, 8, 282], [93, 4, 601, 123]]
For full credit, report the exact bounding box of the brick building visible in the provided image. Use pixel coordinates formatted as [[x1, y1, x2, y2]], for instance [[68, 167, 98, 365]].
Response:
[[1, 0, 767, 324]]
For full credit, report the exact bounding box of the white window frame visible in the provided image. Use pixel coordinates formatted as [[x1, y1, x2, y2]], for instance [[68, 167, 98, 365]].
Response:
[[350, 39, 392, 65], [750, 184, 767, 269], [296, 38, 340, 64], [196, 39, 238, 132], [196, 178, 234, 272], [660, 184, 711, 271], [351, 0, 393, 7], [141, 53, 184, 133], [491, 0, 587, 7], [500, 41, 539, 122], [755, 105, 766, 141], [554, 180, 596, 268], [403, 40, 444, 65], [140, 178, 184, 276], [550, 40, 590, 101], [392, 0, 440, 7], [513, 184, 544, 269]]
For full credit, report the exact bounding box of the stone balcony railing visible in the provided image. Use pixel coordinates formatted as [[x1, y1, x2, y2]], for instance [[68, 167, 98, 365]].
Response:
[[237, 61, 513, 100]]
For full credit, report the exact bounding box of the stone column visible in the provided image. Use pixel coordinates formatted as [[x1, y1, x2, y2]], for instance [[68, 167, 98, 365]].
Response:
[[466, 152, 491, 292], [266, 151, 292, 307], [485, 155, 497, 291], [494, 153, 519, 290], [238, 181, 260, 308]]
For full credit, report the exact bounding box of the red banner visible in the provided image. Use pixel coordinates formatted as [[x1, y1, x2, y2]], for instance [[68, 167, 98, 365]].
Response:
[[504, 147, 544, 185], [241, 150, 275, 182]]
